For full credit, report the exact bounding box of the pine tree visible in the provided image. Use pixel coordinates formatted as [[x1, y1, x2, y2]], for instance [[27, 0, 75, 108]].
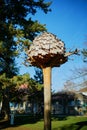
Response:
[[34, 68, 43, 84], [0, 0, 51, 120]]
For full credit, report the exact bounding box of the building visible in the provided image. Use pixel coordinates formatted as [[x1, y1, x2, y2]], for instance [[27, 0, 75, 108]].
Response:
[[52, 90, 87, 115]]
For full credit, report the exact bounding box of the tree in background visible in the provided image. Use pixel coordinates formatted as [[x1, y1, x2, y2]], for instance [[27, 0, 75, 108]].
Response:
[[0, 74, 11, 119], [64, 66, 87, 92], [34, 68, 43, 84], [0, 0, 51, 120], [82, 49, 87, 62], [64, 47, 87, 92], [10, 73, 43, 103]]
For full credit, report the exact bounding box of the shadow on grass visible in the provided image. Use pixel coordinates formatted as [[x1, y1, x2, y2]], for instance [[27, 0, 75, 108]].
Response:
[[0, 115, 87, 130], [0, 119, 10, 129], [52, 114, 68, 121], [52, 121, 87, 130], [75, 121, 87, 130], [0, 114, 43, 129]]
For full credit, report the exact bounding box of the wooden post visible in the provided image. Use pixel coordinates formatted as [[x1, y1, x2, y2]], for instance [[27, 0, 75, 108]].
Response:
[[43, 67, 51, 130]]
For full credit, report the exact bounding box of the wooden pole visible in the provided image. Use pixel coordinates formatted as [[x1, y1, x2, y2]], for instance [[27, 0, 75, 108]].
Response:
[[43, 67, 51, 130]]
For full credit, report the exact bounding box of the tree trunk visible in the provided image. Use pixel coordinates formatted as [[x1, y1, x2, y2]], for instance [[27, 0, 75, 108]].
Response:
[[1, 88, 10, 120], [43, 67, 51, 130]]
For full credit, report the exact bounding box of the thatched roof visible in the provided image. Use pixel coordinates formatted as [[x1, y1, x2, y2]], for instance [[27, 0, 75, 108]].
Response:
[[27, 32, 67, 68]]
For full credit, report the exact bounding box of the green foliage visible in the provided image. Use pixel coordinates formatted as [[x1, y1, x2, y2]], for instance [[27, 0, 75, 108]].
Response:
[[0, 0, 51, 93], [0, 23, 18, 77], [34, 68, 43, 84], [0, 93, 2, 102], [0, 73, 10, 89], [0, 0, 51, 77], [11, 73, 42, 90], [0, 0, 51, 119], [0, 0, 51, 41], [9, 73, 43, 102]]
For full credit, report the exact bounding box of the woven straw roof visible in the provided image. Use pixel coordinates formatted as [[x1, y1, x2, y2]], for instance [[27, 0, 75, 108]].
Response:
[[27, 32, 67, 68]]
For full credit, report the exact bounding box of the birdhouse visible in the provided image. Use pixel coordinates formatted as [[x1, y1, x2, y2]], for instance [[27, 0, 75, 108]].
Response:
[[27, 32, 67, 68]]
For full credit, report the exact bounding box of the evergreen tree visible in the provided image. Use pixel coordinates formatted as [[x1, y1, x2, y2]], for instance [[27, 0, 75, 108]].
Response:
[[0, 0, 51, 120], [34, 68, 43, 84], [10, 74, 43, 115]]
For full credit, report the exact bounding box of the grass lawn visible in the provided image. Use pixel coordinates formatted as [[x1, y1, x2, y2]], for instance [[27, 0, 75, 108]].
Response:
[[0, 115, 87, 130]]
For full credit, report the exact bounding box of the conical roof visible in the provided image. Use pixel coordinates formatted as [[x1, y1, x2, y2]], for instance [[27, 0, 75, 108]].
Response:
[[27, 32, 67, 68]]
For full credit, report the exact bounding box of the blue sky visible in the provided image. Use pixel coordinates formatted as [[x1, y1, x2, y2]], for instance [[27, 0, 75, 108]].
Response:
[[17, 0, 87, 92]]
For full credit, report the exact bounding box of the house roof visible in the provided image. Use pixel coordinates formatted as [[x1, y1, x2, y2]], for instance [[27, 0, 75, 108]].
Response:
[[79, 87, 87, 92]]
